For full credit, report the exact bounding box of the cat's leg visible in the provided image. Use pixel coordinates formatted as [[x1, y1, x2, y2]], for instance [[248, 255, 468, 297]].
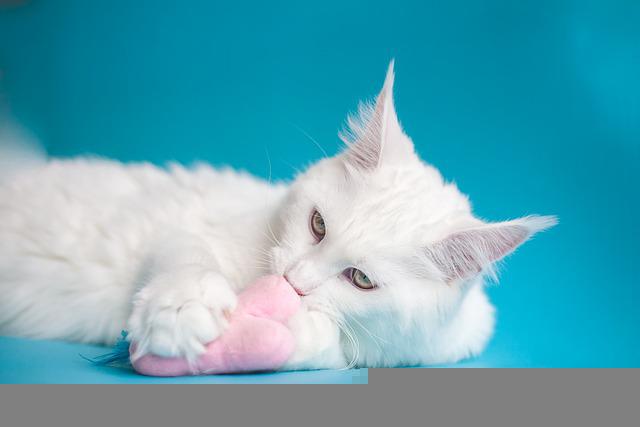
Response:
[[127, 231, 238, 361]]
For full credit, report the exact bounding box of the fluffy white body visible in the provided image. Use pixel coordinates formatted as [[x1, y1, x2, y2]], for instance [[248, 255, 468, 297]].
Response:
[[0, 63, 555, 369]]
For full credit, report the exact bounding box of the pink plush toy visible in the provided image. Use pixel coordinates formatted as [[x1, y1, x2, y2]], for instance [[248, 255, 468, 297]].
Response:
[[131, 276, 301, 376]]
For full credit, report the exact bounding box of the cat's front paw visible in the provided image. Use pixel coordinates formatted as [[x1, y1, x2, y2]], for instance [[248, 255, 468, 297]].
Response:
[[127, 269, 237, 361], [282, 310, 345, 371]]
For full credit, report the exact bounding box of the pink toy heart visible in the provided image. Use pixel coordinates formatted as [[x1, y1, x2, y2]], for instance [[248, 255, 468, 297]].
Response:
[[131, 275, 300, 376]]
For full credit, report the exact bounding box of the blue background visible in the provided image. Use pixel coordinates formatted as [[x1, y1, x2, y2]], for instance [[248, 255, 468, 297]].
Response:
[[0, 0, 638, 380]]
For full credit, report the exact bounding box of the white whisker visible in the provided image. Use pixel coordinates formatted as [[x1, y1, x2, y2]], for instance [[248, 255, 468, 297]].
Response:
[[344, 312, 389, 349], [316, 305, 360, 370], [289, 122, 329, 159]]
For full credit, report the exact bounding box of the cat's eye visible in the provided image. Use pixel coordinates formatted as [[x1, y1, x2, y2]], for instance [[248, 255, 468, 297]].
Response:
[[343, 267, 376, 290], [310, 209, 326, 242]]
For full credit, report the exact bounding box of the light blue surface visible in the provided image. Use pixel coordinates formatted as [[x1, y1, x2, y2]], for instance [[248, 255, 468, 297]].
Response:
[[0, 0, 639, 380], [0, 336, 367, 383]]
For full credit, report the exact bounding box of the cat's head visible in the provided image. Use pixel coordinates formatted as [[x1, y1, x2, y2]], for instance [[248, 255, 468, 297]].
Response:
[[271, 61, 556, 368]]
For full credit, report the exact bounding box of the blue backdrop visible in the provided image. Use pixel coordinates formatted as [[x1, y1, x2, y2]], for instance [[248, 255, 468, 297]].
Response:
[[0, 0, 638, 369]]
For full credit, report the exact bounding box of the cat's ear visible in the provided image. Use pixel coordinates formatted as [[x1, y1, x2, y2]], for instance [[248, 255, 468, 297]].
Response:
[[424, 216, 557, 283], [340, 60, 415, 171]]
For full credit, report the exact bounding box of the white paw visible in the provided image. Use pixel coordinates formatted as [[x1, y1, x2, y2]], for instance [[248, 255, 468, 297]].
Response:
[[282, 310, 345, 371], [127, 269, 237, 361]]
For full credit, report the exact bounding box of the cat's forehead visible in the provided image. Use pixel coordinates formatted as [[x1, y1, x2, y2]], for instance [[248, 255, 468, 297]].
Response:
[[309, 158, 472, 249]]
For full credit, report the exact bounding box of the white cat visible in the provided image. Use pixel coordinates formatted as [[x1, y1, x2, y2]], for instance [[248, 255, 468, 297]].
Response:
[[0, 62, 555, 369]]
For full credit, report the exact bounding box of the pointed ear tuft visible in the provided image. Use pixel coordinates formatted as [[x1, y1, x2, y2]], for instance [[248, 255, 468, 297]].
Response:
[[340, 60, 414, 171], [424, 215, 557, 283]]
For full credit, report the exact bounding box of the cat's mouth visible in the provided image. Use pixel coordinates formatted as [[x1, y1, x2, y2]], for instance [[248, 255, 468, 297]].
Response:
[[283, 274, 307, 297]]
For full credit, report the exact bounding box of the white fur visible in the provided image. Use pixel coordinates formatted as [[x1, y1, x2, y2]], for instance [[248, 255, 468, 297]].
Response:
[[0, 62, 555, 369]]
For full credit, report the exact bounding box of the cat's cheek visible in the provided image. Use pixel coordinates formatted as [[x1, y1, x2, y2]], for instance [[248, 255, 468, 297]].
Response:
[[269, 246, 288, 275]]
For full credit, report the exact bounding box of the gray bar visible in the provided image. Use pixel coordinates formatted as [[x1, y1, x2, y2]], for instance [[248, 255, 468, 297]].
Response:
[[1, 369, 639, 427]]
